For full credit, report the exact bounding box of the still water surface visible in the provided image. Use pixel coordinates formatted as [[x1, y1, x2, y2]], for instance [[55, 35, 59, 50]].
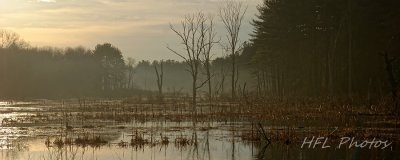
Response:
[[0, 101, 398, 160]]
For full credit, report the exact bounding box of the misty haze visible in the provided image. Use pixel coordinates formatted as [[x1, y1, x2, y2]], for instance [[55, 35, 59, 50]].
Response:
[[0, 0, 399, 160]]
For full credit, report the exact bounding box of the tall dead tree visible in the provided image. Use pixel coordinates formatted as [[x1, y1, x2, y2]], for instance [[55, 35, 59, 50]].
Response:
[[167, 12, 212, 113], [201, 16, 218, 102], [219, 0, 247, 99], [154, 60, 164, 101]]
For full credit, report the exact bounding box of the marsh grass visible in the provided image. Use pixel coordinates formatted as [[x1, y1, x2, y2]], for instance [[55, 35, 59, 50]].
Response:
[[1, 97, 399, 159]]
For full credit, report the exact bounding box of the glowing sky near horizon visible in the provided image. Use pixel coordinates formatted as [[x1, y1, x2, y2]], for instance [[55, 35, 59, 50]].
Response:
[[0, 0, 260, 60]]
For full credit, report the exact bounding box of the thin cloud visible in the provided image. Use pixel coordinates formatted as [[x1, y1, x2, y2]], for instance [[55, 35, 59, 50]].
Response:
[[1, 0, 262, 60], [38, 0, 56, 3]]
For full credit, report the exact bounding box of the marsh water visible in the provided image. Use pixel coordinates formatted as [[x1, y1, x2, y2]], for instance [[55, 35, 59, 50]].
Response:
[[0, 100, 398, 160]]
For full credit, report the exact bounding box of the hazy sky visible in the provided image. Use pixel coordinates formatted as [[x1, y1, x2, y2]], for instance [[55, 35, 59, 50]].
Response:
[[0, 0, 261, 61]]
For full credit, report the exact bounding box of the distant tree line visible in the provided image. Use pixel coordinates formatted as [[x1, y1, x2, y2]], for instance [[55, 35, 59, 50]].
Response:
[[133, 58, 251, 98], [0, 30, 242, 99], [0, 31, 147, 98]]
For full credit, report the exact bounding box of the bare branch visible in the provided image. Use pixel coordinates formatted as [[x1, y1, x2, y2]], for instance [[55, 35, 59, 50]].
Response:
[[218, 0, 247, 99], [168, 11, 217, 107], [196, 76, 211, 89], [167, 45, 188, 62]]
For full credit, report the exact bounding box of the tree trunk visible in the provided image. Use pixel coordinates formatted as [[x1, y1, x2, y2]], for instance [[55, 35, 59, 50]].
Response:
[[231, 53, 236, 99], [207, 66, 212, 102], [347, 0, 353, 97], [192, 76, 197, 115]]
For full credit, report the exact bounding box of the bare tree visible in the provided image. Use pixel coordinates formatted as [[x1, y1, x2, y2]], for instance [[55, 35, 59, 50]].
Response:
[[0, 29, 28, 49], [219, 0, 247, 99], [154, 60, 164, 101], [167, 12, 213, 112], [201, 16, 219, 102]]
